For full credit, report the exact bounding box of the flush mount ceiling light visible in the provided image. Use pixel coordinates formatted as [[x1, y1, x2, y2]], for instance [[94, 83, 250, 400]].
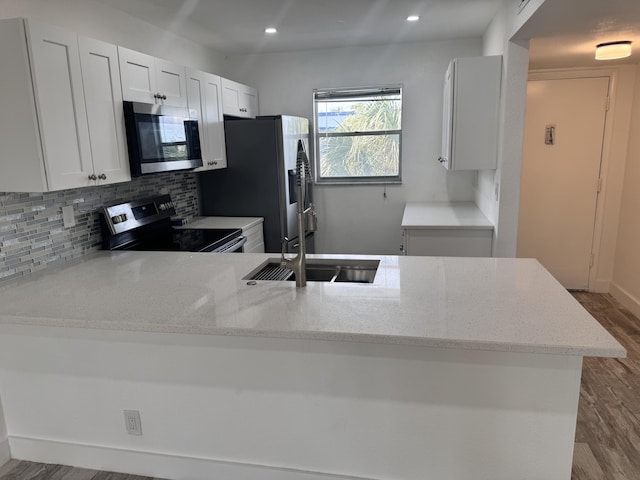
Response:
[[406, 15, 420, 22], [265, 27, 277, 34], [595, 41, 632, 60]]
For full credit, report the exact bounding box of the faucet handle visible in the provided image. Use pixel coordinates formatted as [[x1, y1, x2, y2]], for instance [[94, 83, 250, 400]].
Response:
[[307, 204, 318, 232], [281, 236, 289, 262]]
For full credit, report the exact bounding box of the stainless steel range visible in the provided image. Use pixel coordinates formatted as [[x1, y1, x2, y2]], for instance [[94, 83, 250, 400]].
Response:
[[101, 195, 246, 253]]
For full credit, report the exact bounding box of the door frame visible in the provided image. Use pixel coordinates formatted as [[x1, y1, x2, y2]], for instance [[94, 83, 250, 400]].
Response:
[[526, 67, 630, 292]]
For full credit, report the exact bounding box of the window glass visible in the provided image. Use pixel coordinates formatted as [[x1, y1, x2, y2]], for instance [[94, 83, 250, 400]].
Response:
[[313, 87, 402, 184]]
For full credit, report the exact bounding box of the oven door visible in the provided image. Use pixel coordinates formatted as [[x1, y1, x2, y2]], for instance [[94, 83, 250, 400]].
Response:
[[212, 236, 247, 253], [124, 101, 203, 176]]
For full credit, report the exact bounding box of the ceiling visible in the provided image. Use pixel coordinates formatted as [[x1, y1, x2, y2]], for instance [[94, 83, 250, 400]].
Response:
[[92, 0, 640, 69], [91, 0, 503, 54], [519, 0, 640, 69]]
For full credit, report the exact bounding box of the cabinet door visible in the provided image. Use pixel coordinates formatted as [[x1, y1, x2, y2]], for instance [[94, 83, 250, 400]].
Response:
[[118, 46, 157, 103], [202, 73, 227, 169], [221, 77, 257, 118], [25, 19, 94, 191], [221, 78, 242, 117], [186, 69, 210, 168], [188, 69, 226, 170], [156, 58, 187, 108], [439, 62, 454, 170], [240, 85, 258, 118], [79, 37, 130, 185]]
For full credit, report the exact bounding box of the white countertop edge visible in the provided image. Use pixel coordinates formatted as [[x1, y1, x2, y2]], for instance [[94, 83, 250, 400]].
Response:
[[401, 224, 495, 230], [0, 314, 625, 358], [181, 216, 264, 231]]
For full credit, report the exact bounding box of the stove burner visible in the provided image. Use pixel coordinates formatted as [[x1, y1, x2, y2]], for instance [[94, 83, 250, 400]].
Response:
[[101, 195, 245, 253]]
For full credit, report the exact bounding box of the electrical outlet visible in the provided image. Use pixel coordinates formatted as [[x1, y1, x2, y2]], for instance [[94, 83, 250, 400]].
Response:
[[62, 205, 75, 228], [124, 410, 142, 436]]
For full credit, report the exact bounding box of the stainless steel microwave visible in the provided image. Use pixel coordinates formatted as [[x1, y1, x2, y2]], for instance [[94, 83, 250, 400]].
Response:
[[123, 101, 203, 176]]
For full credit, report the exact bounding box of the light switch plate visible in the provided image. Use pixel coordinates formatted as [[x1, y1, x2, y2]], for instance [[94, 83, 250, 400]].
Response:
[[62, 205, 75, 228]]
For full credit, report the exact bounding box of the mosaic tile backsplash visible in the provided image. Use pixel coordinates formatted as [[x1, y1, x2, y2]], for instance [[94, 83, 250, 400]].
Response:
[[0, 172, 200, 284]]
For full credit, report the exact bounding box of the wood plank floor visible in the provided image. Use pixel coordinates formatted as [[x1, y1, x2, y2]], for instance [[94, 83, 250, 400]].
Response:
[[571, 292, 640, 480], [0, 293, 637, 479], [0, 459, 168, 479]]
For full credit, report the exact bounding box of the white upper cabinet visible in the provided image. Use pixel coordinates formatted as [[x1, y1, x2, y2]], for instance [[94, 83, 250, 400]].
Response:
[[439, 55, 502, 171], [221, 77, 258, 118], [78, 37, 130, 185], [187, 69, 227, 170], [0, 18, 130, 192], [118, 47, 187, 108]]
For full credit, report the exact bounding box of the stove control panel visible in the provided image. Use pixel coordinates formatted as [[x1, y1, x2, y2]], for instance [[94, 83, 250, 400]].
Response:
[[102, 195, 177, 235]]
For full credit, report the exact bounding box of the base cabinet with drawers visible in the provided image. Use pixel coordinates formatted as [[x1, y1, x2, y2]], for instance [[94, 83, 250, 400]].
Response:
[[401, 202, 493, 257]]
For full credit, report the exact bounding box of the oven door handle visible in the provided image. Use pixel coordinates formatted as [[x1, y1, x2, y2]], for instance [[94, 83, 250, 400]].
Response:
[[214, 235, 247, 253]]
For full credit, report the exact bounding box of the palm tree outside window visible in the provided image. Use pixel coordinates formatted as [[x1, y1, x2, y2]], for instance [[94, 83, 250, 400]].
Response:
[[313, 86, 402, 184]]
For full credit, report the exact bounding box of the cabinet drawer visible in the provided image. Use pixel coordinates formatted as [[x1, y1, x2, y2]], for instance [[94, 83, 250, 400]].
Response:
[[245, 242, 265, 254], [242, 223, 264, 253], [405, 229, 493, 257], [243, 223, 264, 244]]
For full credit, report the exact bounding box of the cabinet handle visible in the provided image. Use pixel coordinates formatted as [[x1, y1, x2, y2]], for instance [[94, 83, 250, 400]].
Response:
[[98, 173, 107, 180], [438, 157, 447, 163], [88, 174, 97, 181]]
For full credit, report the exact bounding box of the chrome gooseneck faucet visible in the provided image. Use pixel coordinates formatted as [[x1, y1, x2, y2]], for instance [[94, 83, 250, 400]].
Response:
[[281, 140, 317, 287]]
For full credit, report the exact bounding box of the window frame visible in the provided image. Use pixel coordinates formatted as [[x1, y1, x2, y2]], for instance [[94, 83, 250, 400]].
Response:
[[312, 85, 403, 185]]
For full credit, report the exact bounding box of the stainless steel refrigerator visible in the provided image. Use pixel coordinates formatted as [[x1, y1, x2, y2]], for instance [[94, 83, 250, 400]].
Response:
[[198, 115, 314, 253]]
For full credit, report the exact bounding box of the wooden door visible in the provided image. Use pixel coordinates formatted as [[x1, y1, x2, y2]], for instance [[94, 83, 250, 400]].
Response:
[[517, 76, 610, 290], [79, 36, 130, 185]]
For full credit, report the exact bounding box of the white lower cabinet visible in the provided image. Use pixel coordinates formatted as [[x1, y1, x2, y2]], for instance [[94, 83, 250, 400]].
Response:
[[403, 228, 493, 257], [242, 223, 265, 253], [0, 18, 130, 192], [401, 202, 493, 257], [187, 69, 227, 171]]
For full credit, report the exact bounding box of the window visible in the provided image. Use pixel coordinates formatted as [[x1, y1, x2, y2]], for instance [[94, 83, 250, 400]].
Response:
[[313, 86, 402, 184]]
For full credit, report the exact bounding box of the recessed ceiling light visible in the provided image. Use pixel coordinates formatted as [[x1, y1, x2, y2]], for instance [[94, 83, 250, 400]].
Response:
[[406, 15, 420, 22], [595, 41, 632, 60], [265, 27, 278, 34]]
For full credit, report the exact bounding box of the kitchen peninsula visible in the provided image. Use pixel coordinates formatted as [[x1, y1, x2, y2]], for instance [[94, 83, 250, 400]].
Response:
[[0, 252, 625, 480]]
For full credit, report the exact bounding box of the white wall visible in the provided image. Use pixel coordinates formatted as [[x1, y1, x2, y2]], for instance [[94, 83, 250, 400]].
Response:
[[477, 2, 531, 258], [0, 0, 229, 76], [0, 394, 8, 466], [611, 63, 640, 317], [226, 39, 482, 255]]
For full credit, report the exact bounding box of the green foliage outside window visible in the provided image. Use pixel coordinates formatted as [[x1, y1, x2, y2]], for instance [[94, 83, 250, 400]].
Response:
[[314, 87, 402, 183]]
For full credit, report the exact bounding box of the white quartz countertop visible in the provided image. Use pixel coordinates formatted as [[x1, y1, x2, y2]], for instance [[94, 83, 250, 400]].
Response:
[[183, 216, 263, 231], [402, 202, 494, 230], [0, 252, 624, 358]]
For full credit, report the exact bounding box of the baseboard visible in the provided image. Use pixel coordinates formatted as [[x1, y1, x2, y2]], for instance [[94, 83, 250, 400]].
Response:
[[8, 436, 369, 480], [610, 282, 640, 320], [588, 279, 610, 294], [0, 436, 10, 467]]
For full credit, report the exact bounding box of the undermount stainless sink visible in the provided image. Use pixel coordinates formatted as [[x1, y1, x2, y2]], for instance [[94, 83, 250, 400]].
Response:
[[245, 258, 380, 284]]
